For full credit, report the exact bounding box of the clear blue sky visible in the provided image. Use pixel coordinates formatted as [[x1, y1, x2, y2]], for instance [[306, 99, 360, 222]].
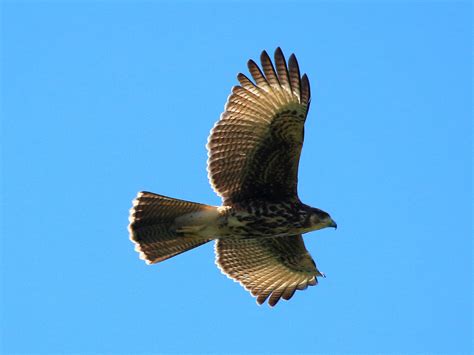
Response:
[[1, 1, 471, 354]]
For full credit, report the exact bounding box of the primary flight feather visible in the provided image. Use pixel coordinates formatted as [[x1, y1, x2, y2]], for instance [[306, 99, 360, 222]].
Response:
[[129, 48, 337, 307]]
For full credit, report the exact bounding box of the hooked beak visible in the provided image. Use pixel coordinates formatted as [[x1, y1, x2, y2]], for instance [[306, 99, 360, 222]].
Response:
[[328, 218, 337, 229]]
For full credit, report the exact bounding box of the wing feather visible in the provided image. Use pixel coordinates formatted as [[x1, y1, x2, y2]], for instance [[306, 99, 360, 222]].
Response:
[[274, 47, 293, 101], [237, 73, 256, 89], [301, 74, 311, 106], [260, 50, 280, 89], [248, 59, 271, 90], [288, 54, 301, 99]]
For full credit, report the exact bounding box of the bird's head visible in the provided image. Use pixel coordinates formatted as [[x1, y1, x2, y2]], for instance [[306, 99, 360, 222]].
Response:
[[307, 208, 337, 231]]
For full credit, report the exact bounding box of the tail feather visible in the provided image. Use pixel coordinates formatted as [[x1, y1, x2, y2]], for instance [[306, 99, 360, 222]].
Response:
[[128, 191, 215, 264]]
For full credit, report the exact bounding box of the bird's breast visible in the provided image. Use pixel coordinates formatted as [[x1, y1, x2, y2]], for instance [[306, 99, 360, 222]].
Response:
[[218, 203, 305, 238]]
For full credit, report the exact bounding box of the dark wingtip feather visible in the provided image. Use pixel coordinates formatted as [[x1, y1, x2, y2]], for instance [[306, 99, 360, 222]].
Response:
[[288, 54, 299, 74], [288, 54, 301, 99], [268, 295, 281, 307], [274, 47, 286, 70], [260, 50, 280, 87], [274, 47, 292, 94], [268, 290, 285, 307], [248, 59, 269, 88], [282, 287, 297, 301], [274, 47, 284, 58], [237, 73, 255, 88], [301, 73, 311, 104], [256, 295, 268, 305]]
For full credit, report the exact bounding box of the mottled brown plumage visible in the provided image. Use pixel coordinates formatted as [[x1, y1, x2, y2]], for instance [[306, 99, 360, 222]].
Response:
[[128, 48, 336, 307]]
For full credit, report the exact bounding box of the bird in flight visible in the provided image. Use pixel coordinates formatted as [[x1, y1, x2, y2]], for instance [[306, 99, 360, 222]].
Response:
[[129, 48, 337, 307]]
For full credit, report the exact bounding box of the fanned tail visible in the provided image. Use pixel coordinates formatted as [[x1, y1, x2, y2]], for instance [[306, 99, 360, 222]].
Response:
[[128, 191, 216, 264]]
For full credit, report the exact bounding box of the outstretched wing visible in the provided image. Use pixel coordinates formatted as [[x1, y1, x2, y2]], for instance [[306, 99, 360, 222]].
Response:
[[207, 48, 311, 205], [215, 235, 323, 306]]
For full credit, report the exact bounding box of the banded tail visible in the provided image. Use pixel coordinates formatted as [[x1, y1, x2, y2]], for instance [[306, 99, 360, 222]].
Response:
[[128, 192, 217, 264]]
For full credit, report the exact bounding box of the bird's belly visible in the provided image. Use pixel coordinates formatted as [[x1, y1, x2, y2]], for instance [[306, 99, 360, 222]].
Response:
[[173, 207, 304, 239], [219, 213, 299, 238]]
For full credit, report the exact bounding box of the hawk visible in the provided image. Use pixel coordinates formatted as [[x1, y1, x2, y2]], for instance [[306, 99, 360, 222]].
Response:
[[129, 48, 337, 307]]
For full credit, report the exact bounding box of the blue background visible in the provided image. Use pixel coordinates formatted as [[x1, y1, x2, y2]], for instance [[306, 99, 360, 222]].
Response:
[[1, 1, 471, 354]]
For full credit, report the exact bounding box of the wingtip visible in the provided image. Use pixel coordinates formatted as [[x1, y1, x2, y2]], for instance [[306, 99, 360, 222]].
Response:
[[268, 296, 281, 307], [288, 53, 297, 63], [236, 72, 246, 83], [260, 49, 270, 59], [247, 58, 257, 68]]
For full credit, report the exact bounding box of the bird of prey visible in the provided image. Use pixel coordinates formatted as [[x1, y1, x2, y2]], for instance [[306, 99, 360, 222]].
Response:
[[129, 48, 337, 307]]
